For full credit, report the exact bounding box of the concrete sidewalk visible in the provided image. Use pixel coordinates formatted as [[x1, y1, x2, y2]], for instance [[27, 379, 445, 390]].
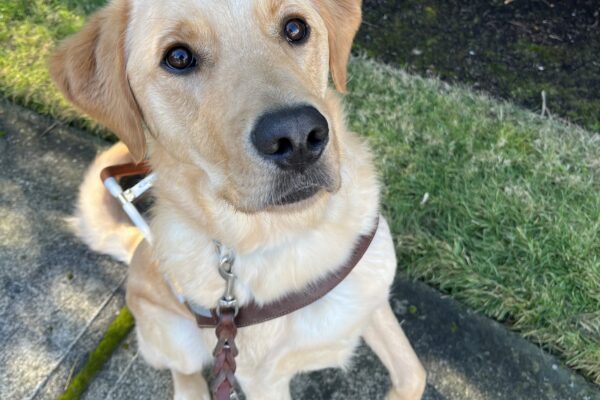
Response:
[[1, 99, 598, 400]]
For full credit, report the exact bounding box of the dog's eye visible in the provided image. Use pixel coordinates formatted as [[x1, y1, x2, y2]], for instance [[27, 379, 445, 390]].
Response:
[[163, 46, 196, 72], [283, 18, 309, 44]]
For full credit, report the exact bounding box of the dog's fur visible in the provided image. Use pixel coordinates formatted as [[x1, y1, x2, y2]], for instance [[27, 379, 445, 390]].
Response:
[[50, 0, 426, 398]]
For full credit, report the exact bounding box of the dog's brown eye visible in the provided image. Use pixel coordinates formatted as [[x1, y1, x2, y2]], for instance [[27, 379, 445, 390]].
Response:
[[164, 46, 196, 71], [284, 18, 309, 44]]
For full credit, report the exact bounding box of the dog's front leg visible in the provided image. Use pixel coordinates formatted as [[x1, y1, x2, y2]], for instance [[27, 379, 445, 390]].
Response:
[[171, 370, 210, 400], [363, 302, 426, 400], [239, 376, 292, 400]]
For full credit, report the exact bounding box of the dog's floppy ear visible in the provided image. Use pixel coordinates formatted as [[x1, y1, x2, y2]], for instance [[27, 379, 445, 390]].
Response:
[[316, 0, 362, 93], [50, 0, 146, 161]]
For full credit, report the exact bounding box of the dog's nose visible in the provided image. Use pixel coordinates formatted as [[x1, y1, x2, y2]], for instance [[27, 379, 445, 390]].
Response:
[[251, 106, 329, 171]]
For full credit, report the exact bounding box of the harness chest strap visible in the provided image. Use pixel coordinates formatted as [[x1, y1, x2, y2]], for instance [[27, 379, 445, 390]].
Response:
[[192, 217, 379, 400], [187, 216, 380, 328]]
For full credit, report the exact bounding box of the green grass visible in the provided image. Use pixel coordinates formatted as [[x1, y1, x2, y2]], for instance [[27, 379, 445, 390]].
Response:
[[0, 0, 108, 135], [346, 58, 600, 384], [59, 306, 135, 400], [1, 0, 599, 388]]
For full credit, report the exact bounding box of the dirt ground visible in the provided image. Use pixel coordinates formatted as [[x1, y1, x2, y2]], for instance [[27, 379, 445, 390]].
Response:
[[356, 0, 600, 132]]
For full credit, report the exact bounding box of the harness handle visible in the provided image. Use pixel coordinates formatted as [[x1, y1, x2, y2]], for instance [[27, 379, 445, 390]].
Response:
[[100, 161, 151, 182], [100, 161, 155, 241]]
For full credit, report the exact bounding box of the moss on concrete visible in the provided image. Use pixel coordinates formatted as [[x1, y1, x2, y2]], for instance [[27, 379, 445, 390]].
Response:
[[59, 307, 135, 400]]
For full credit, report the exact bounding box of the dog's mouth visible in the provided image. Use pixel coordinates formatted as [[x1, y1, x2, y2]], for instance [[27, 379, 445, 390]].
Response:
[[275, 185, 322, 206], [268, 163, 337, 207], [223, 158, 340, 213]]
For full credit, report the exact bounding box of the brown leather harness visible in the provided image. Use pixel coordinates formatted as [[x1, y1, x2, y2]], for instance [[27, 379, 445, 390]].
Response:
[[101, 162, 379, 400], [190, 222, 378, 399]]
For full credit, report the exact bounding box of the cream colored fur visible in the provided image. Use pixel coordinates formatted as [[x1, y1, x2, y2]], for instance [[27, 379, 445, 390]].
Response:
[[52, 0, 426, 398]]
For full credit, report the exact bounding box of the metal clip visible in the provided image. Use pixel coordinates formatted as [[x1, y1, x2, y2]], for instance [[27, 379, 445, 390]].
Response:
[[214, 241, 239, 317]]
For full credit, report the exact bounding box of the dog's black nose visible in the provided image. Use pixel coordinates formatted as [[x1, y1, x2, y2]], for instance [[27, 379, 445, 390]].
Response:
[[251, 106, 329, 171]]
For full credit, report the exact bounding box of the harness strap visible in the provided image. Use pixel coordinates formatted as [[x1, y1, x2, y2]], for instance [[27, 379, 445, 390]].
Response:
[[188, 216, 379, 329]]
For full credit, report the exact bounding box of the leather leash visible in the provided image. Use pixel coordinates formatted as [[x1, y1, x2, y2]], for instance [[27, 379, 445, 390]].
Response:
[[211, 308, 239, 400]]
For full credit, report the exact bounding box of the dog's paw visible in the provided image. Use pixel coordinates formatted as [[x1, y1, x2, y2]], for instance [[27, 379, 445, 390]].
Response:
[[386, 387, 424, 400]]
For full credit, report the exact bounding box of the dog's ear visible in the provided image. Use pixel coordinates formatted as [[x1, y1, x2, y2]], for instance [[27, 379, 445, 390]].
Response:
[[316, 0, 362, 93], [50, 0, 146, 161]]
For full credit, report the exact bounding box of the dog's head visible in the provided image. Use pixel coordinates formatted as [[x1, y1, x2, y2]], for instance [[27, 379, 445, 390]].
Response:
[[51, 0, 361, 213]]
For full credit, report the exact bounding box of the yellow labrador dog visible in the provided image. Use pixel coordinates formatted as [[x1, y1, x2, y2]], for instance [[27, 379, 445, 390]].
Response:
[[50, 0, 426, 399]]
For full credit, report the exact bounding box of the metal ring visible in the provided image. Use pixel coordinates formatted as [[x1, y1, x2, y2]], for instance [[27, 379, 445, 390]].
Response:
[[215, 241, 235, 264], [220, 253, 234, 266], [218, 265, 235, 280]]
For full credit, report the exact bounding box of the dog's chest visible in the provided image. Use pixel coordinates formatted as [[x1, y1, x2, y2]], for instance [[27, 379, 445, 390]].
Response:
[[184, 219, 396, 375], [146, 217, 397, 381]]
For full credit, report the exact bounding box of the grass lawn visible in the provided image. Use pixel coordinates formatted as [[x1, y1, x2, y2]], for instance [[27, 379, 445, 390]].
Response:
[[1, 0, 599, 387], [0, 0, 107, 135]]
